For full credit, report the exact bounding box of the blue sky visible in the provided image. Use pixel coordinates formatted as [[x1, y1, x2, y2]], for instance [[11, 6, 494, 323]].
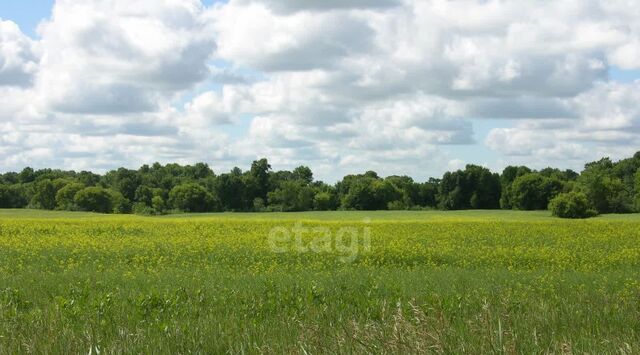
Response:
[[0, 0, 53, 37], [0, 1, 639, 181]]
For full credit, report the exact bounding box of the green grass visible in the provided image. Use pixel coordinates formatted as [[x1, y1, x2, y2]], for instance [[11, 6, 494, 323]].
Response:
[[0, 209, 639, 353], [3, 208, 640, 221]]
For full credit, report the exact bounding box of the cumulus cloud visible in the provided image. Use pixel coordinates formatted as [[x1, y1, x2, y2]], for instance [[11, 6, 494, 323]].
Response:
[[1, 0, 640, 180], [212, 3, 375, 72], [182, 91, 234, 125], [235, 0, 400, 14], [36, 0, 216, 114], [0, 20, 40, 87], [485, 82, 640, 170]]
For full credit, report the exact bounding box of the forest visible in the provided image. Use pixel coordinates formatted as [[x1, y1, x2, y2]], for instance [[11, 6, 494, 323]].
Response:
[[1, 152, 639, 218]]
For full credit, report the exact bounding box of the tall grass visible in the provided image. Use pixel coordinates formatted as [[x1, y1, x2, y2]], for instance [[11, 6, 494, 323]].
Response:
[[0, 211, 638, 353]]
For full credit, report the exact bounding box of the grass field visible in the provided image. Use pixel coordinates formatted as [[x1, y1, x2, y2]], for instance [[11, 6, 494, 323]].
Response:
[[1, 209, 639, 353]]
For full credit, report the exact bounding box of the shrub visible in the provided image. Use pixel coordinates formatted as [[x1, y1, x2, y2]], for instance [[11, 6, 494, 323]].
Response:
[[132, 202, 154, 215], [387, 200, 406, 210], [549, 192, 597, 219]]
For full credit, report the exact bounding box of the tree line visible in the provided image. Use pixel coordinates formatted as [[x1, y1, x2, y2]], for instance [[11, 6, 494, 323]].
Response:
[[1, 152, 640, 218]]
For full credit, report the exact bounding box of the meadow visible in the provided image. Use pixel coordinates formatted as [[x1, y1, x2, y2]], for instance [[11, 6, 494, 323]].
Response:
[[0, 210, 639, 354]]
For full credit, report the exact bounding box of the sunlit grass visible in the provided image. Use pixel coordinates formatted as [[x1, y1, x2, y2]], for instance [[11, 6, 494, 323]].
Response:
[[0, 210, 638, 353]]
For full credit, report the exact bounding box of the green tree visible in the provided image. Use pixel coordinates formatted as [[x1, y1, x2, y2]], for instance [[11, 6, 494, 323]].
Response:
[[249, 158, 271, 201], [635, 169, 640, 211], [0, 184, 29, 208], [438, 165, 500, 210], [267, 181, 315, 212], [30, 179, 58, 210], [417, 179, 439, 208], [152, 196, 166, 213], [340, 176, 378, 210], [0, 185, 17, 208], [55, 182, 85, 210], [292, 166, 313, 185], [103, 168, 141, 201], [314, 191, 337, 211], [110, 190, 131, 214], [169, 183, 219, 212], [134, 185, 155, 206], [500, 166, 532, 209], [510, 173, 564, 210], [214, 170, 248, 211], [18, 167, 35, 184], [578, 158, 633, 213], [74, 187, 114, 213]]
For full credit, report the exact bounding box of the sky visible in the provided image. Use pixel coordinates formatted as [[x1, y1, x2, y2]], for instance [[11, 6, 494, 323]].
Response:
[[0, 0, 639, 182]]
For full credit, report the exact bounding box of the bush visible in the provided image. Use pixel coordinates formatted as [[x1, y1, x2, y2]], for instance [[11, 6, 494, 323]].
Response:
[[387, 200, 406, 210], [132, 202, 154, 215], [549, 192, 597, 219]]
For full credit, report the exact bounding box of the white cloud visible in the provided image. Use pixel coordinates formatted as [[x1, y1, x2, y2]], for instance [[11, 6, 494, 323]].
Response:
[[0, 20, 40, 87], [485, 81, 640, 170], [182, 91, 234, 126], [212, 3, 375, 72], [1, 0, 640, 180], [235, 0, 400, 14], [35, 0, 216, 114]]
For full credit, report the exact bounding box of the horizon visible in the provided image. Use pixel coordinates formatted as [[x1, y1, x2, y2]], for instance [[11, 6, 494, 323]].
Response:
[[1, 0, 639, 182]]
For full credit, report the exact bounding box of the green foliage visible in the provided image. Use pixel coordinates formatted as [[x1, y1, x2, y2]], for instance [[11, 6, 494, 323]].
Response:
[[2, 153, 640, 215], [314, 191, 337, 211], [30, 179, 58, 210], [214, 170, 248, 211], [635, 169, 640, 211], [549, 192, 597, 219], [267, 181, 315, 212], [500, 166, 532, 208], [74, 187, 114, 213], [0, 184, 28, 208], [340, 176, 378, 210], [579, 159, 634, 213], [438, 165, 501, 210], [250, 158, 271, 201], [169, 183, 219, 213], [55, 182, 85, 210], [292, 166, 313, 185], [132, 202, 154, 215], [509, 173, 564, 210], [151, 196, 166, 214], [109, 190, 131, 214]]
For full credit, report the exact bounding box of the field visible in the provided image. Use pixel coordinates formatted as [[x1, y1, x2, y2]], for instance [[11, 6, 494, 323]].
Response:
[[1, 210, 639, 353]]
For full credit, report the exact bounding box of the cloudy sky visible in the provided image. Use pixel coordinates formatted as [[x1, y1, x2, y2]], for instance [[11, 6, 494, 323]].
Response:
[[1, 0, 639, 182]]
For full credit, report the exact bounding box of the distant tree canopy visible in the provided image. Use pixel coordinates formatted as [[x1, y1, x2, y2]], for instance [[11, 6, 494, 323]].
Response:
[[1, 152, 640, 218]]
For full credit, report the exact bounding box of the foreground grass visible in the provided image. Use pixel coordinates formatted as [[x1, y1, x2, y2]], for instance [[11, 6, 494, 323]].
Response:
[[0, 210, 639, 353]]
